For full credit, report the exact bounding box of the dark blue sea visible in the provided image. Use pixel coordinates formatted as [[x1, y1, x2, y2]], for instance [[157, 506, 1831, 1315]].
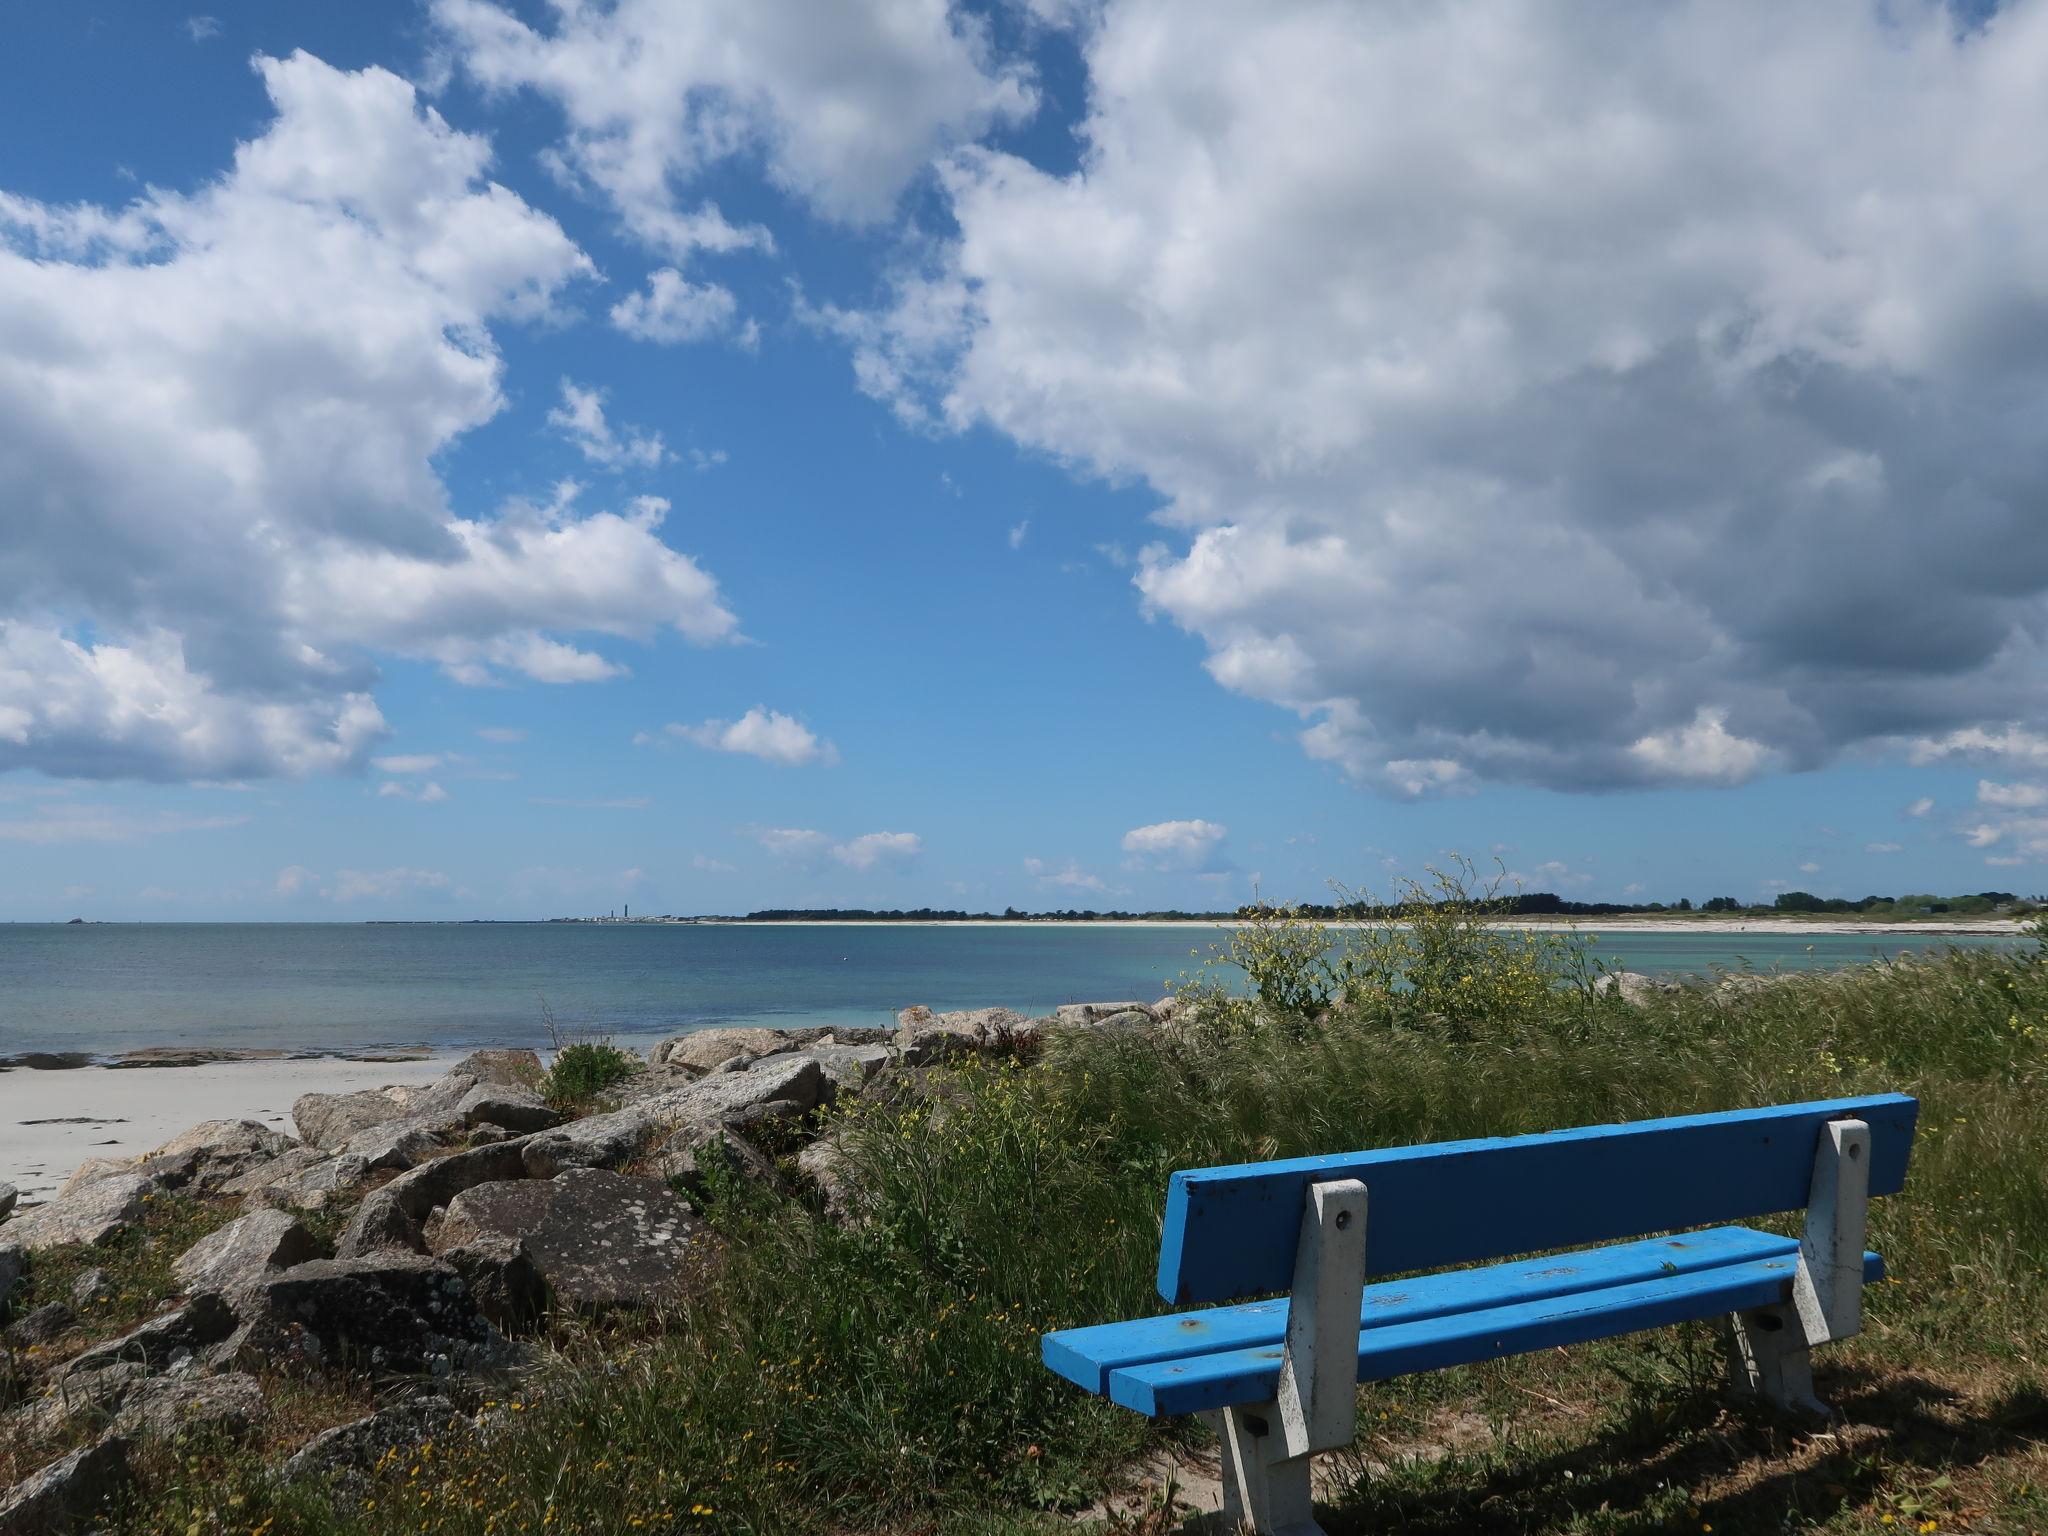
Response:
[[0, 922, 2022, 1058]]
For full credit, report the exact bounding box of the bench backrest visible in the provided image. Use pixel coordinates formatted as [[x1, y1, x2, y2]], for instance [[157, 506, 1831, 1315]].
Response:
[[1155, 1094, 1918, 1305]]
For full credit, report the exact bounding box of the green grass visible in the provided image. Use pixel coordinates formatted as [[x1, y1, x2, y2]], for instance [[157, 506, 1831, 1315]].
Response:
[[87, 920, 2048, 1536]]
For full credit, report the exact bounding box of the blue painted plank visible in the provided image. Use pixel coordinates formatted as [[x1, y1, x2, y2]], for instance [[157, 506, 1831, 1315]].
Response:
[[1110, 1251, 1886, 1417], [1047, 1226, 1802, 1395], [1156, 1095, 1917, 1304]]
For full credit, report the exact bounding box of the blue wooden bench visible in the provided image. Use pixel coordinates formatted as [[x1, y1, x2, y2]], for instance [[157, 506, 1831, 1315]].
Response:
[[1043, 1094, 1918, 1535]]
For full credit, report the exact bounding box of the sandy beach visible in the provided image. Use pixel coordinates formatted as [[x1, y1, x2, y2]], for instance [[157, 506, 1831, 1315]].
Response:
[[1, 1052, 458, 1204]]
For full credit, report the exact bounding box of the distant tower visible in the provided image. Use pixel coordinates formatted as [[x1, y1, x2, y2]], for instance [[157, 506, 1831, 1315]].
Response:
[[625, 903, 630, 920]]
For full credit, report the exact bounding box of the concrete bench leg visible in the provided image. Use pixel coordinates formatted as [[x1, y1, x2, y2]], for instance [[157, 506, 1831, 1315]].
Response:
[[1204, 1404, 1320, 1536], [1725, 1117, 1869, 1416], [1201, 1177, 1368, 1535], [1724, 1303, 1826, 1415]]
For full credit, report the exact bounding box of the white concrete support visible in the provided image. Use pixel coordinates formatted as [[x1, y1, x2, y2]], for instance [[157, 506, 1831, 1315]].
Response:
[[1206, 1404, 1321, 1536], [1205, 1178, 1369, 1535], [1794, 1117, 1872, 1345], [1726, 1117, 1870, 1416]]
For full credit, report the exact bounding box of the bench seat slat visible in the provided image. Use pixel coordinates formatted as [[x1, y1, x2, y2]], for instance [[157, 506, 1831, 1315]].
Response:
[[1106, 1249, 1884, 1418], [1045, 1225, 1805, 1396]]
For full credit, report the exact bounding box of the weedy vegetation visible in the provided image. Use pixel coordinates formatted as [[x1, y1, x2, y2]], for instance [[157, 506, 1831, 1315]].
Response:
[[82, 873, 2048, 1534], [536, 996, 642, 1109]]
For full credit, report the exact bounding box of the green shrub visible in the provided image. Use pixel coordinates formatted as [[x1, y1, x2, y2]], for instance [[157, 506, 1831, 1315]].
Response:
[[540, 1039, 641, 1108], [1192, 857, 1600, 1036]]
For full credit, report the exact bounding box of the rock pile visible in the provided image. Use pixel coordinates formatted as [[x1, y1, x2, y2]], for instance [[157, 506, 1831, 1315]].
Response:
[[0, 1002, 1171, 1522]]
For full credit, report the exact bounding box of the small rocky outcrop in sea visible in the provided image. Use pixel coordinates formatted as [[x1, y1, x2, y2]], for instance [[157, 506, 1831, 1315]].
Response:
[[0, 998, 1173, 1516]]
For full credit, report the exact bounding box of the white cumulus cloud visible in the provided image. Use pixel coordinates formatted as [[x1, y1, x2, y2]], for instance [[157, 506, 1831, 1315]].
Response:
[[0, 52, 738, 783], [833, 830, 923, 871], [845, 0, 2048, 794], [749, 826, 923, 872], [433, 0, 1036, 238], [1121, 818, 1229, 871], [547, 380, 666, 469], [610, 268, 752, 347], [649, 708, 838, 767], [1978, 780, 2048, 809], [1023, 856, 1114, 894]]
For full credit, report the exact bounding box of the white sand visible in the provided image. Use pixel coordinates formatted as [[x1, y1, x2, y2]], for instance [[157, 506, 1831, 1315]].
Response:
[[1, 1053, 459, 1204]]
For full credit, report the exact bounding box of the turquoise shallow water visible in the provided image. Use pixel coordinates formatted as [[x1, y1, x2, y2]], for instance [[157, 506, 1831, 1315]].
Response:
[[0, 922, 2022, 1058]]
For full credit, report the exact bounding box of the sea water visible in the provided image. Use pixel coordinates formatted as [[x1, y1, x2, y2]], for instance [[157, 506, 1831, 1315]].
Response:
[[0, 921, 2022, 1058]]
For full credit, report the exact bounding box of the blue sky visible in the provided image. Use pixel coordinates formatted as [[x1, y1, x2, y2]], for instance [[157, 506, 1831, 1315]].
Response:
[[2, 0, 2046, 919]]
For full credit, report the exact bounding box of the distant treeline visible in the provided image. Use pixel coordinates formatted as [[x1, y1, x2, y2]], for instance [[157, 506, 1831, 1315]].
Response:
[[734, 890, 2039, 923], [1272, 890, 2036, 919]]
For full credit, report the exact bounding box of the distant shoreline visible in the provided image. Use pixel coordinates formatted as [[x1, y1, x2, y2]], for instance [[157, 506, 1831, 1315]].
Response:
[[14, 916, 2031, 937], [689, 916, 2030, 937]]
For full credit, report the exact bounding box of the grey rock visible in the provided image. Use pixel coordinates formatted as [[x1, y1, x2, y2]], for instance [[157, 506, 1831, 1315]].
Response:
[[521, 1056, 825, 1178], [0, 1052, 94, 1071], [293, 1085, 418, 1150], [1595, 970, 1680, 1005], [895, 1006, 1035, 1065], [427, 1181, 553, 1254], [0, 1436, 132, 1533], [3, 1170, 158, 1252], [1054, 1001, 1160, 1027], [1089, 1009, 1155, 1032], [456, 1081, 561, 1134], [5, 1362, 148, 1442], [404, 1070, 490, 1124], [0, 1181, 16, 1221], [335, 1137, 535, 1259], [106, 1047, 285, 1068], [721, 1098, 809, 1140], [438, 1235, 548, 1333], [150, 1114, 292, 1163], [449, 1048, 543, 1087], [467, 1124, 511, 1146], [70, 1268, 113, 1307], [219, 1144, 329, 1198], [245, 1150, 373, 1214], [5, 1302, 77, 1348], [0, 1241, 25, 1305], [757, 1043, 893, 1091], [173, 1210, 318, 1295], [431, 1169, 714, 1310], [224, 1254, 503, 1376], [65, 1294, 237, 1376], [57, 1155, 145, 1196], [147, 1119, 295, 1189], [279, 1396, 458, 1505], [113, 1371, 265, 1444], [648, 1027, 791, 1074], [797, 1137, 865, 1225], [645, 1123, 782, 1201], [341, 1116, 459, 1173]]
